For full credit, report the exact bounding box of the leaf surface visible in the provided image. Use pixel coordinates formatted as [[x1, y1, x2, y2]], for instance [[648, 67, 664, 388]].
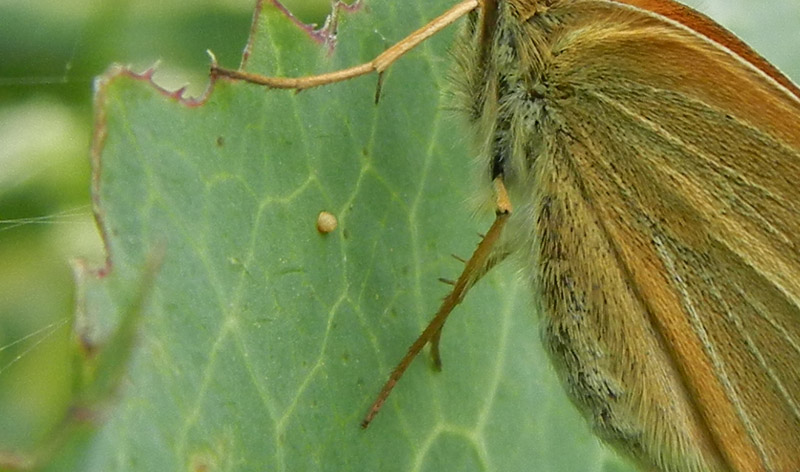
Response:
[[62, 1, 639, 470]]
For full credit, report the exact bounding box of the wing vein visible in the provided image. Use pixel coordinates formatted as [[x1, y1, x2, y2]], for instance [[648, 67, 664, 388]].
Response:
[[588, 88, 795, 247], [588, 89, 800, 317], [651, 236, 772, 468], [733, 285, 800, 424]]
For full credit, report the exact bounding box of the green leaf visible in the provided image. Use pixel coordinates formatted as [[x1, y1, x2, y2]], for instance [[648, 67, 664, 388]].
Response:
[[51, 0, 641, 470]]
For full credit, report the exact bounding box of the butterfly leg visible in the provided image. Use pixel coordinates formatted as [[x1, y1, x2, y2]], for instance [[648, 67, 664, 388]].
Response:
[[361, 177, 512, 428], [429, 246, 510, 371], [209, 0, 478, 99]]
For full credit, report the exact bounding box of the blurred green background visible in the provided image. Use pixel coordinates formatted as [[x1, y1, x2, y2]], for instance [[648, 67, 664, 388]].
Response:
[[0, 0, 797, 462]]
